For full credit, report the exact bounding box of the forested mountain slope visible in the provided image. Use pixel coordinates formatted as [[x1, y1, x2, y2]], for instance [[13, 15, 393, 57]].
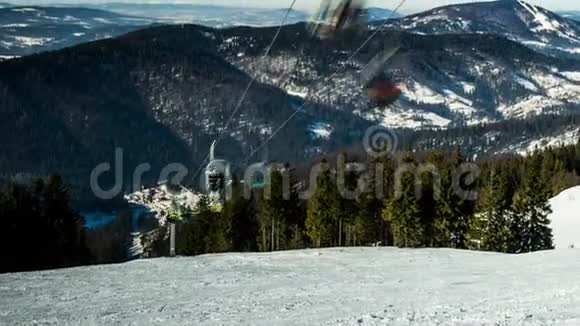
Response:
[[1, 22, 580, 203]]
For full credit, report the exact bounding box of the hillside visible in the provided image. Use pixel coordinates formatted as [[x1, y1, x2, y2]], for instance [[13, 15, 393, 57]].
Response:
[[1, 248, 579, 324], [1, 23, 580, 204], [0, 24, 371, 203], [218, 23, 580, 128]]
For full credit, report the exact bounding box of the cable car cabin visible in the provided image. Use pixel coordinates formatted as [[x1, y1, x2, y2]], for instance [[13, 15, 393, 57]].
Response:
[[204, 159, 230, 194], [208, 172, 225, 192], [365, 77, 401, 108], [309, 0, 367, 40], [333, 0, 366, 31]]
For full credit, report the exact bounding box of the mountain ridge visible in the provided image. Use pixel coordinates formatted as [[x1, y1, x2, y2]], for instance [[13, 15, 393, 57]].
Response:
[[1, 2, 580, 204], [380, 0, 580, 59], [1, 23, 578, 179]]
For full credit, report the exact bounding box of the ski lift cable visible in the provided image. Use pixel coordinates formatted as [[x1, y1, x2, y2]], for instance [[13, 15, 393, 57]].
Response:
[[243, 0, 409, 164], [188, 0, 299, 182]]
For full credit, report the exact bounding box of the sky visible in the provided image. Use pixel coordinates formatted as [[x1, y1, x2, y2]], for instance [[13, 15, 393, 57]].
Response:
[[10, 0, 580, 14]]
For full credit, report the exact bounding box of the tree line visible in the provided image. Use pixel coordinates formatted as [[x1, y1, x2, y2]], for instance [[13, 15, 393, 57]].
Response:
[[1, 136, 578, 272], [0, 175, 141, 273], [0, 175, 90, 273], [173, 136, 580, 255]]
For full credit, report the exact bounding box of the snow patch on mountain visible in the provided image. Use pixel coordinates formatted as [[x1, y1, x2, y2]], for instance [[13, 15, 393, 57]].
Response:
[[308, 122, 333, 139], [9, 35, 53, 47], [533, 73, 580, 98], [401, 81, 445, 105], [514, 75, 538, 91], [498, 96, 559, 118], [399, 81, 477, 118], [1, 23, 28, 28], [459, 81, 476, 94], [518, 0, 579, 42], [495, 127, 580, 156], [367, 105, 451, 129], [286, 87, 308, 98], [93, 17, 113, 24], [496, 70, 580, 118], [561, 71, 580, 81], [10, 7, 39, 13]]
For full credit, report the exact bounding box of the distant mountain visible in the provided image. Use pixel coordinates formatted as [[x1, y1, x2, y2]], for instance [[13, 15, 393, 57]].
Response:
[[381, 0, 580, 59], [0, 6, 154, 57], [0, 4, 403, 57], [363, 7, 401, 21], [560, 11, 580, 22], [86, 3, 310, 27], [87, 3, 399, 27], [1, 23, 579, 200]]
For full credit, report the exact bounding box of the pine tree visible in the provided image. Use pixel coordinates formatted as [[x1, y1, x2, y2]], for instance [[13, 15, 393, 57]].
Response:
[[281, 164, 305, 249], [541, 149, 556, 187], [42, 175, 88, 268], [476, 167, 511, 252], [336, 154, 363, 246], [0, 176, 89, 272], [177, 193, 229, 255], [257, 169, 290, 251], [224, 179, 258, 252], [510, 155, 554, 253], [306, 162, 339, 247], [356, 155, 394, 246], [201, 193, 230, 254], [382, 156, 423, 248], [551, 159, 568, 196], [177, 195, 209, 256], [434, 148, 473, 249], [419, 151, 444, 247]]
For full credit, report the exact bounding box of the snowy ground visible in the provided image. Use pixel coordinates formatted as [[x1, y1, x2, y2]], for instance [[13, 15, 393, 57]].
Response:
[[1, 248, 580, 325], [549, 186, 580, 249]]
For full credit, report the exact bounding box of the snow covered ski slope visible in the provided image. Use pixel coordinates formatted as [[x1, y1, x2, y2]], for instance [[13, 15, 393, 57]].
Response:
[[1, 248, 580, 325], [549, 186, 580, 249]]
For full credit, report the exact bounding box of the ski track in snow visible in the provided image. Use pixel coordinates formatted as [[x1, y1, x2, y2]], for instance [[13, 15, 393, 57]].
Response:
[[1, 248, 580, 325]]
